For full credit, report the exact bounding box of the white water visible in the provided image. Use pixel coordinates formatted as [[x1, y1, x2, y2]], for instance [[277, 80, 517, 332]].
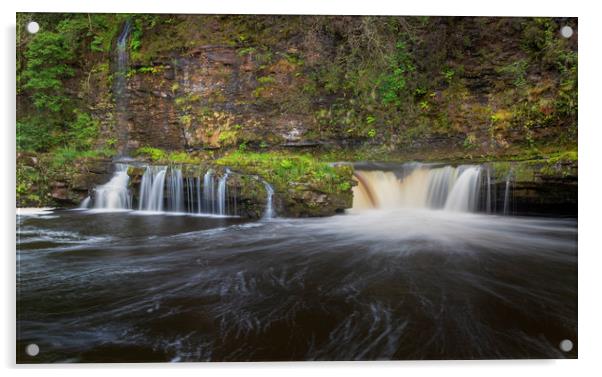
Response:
[[444, 166, 481, 212], [353, 164, 488, 213], [79, 196, 91, 209], [263, 182, 275, 219], [115, 20, 132, 156], [93, 164, 132, 210], [217, 170, 230, 216], [168, 168, 184, 212], [203, 170, 215, 214], [85, 164, 247, 217], [503, 172, 512, 215]]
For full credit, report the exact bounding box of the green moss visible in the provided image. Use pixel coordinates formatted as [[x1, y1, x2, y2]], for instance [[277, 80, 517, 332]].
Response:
[[134, 146, 167, 161], [133, 147, 202, 164], [51, 147, 116, 168], [215, 151, 353, 195]]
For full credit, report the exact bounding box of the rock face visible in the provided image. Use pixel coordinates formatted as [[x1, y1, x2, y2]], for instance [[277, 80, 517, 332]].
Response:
[[488, 159, 577, 216], [123, 46, 311, 152], [93, 16, 577, 160], [16, 153, 113, 207]]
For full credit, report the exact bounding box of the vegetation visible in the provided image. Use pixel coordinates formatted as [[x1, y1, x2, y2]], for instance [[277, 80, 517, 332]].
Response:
[[216, 151, 353, 195], [16, 14, 577, 209]]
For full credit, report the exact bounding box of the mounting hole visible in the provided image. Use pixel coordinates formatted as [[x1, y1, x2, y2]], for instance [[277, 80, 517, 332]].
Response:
[[559, 339, 573, 352], [560, 25, 573, 39], [25, 343, 39, 357], [26, 21, 40, 34]]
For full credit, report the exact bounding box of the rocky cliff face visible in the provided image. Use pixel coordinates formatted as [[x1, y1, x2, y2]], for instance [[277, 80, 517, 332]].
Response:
[[16, 15, 578, 217], [122, 45, 314, 152], [101, 16, 576, 158]]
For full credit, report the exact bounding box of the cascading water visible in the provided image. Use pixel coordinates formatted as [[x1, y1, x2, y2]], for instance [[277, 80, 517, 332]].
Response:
[[503, 172, 513, 215], [167, 168, 184, 212], [262, 182, 275, 219], [83, 163, 258, 217], [443, 166, 482, 212], [115, 20, 132, 156], [217, 170, 230, 216], [92, 164, 132, 210], [138, 166, 167, 212], [79, 196, 91, 209], [203, 170, 215, 214], [352, 163, 503, 214]]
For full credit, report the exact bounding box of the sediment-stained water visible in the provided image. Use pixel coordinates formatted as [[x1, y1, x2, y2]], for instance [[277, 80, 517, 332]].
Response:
[[16, 208, 577, 362]]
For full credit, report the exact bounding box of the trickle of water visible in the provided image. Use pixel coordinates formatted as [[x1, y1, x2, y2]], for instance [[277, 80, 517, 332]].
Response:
[[115, 20, 132, 156], [503, 172, 513, 215]]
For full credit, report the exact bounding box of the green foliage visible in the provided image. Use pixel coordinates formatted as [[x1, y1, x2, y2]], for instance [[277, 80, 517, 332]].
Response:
[[216, 151, 353, 194], [67, 111, 100, 150], [442, 67, 455, 84], [379, 42, 416, 107], [497, 59, 528, 87], [17, 119, 54, 152], [22, 31, 74, 113], [257, 76, 276, 85], [238, 47, 257, 56], [338, 181, 352, 191], [463, 134, 477, 150], [137, 65, 164, 74], [134, 146, 167, 161], [218, 130, 238, 145], [367, 129, 377, 138], [132, 147, 200, 164], [279, 159, 293, 169], [50, 147, 116, 168]]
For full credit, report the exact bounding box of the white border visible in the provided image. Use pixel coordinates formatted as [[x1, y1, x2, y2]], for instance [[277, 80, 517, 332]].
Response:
[[3, 1, 600, 376]]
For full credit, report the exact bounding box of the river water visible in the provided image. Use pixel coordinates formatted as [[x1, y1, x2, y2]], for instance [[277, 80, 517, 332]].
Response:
[[16, 207, 577, 362]]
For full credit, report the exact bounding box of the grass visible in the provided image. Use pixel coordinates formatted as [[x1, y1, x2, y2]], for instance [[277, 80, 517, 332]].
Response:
[[51, 147, 116, 168]]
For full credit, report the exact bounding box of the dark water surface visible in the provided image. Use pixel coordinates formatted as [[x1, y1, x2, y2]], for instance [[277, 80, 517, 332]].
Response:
[[16, 209, 577, 362]]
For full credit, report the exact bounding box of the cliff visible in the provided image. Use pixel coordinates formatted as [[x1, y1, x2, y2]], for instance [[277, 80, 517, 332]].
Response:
[[16, 14, 578, 215]]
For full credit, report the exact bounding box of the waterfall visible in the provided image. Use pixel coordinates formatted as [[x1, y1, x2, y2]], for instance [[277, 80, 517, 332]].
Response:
[[115, 20, 132, 156], [79, 196, 91, 209], [167, 168, 184, 212], [443, 167, 481, 212], [81, 163, 274, 217], [485, 169, 492, 213], [352, 164, 487, 213], [203, 170, 215, 213], [92, 164, 132, 210], [196, 176, 202, 214], [263, 182, 275, 219], [503, 172, 513, 215], [217, 170, 230, 216], [138, 166, 167, 212]]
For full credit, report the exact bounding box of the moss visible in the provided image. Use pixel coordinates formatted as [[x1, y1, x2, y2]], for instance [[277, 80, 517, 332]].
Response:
[[215, 151, 353, 196], [133, 147, 202, 164]]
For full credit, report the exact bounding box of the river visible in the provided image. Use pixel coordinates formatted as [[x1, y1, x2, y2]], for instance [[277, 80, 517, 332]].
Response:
[[16, 206, 577, 362]]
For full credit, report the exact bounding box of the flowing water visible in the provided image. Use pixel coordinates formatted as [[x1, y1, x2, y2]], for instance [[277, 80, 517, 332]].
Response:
[[16, 163, 577, 362], [114, 20, 132, 156]]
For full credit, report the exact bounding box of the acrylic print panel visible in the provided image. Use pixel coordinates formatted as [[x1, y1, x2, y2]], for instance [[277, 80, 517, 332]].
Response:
[[16, 13, 578, 363]]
